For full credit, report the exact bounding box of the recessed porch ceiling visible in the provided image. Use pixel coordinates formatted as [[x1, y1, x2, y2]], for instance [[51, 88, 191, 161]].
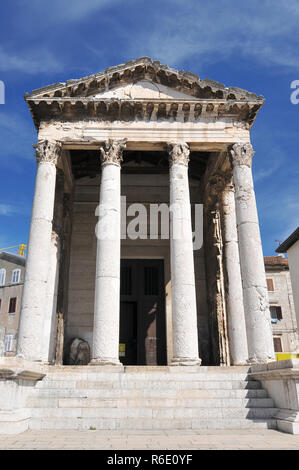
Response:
[[70, 149, 212, 180]]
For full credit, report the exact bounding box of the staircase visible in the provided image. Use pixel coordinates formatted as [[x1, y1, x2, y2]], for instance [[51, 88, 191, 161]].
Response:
[[26, 366, 278, 430]]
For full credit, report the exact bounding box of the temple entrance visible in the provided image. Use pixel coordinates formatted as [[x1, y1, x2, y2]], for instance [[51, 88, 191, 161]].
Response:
[[119, 259, 167, 365]]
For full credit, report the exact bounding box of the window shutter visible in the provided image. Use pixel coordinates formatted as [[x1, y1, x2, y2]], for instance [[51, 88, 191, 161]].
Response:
[[273, 337, 282, 353], [8, 297, 17, 314], [4, 334, 14, 352], [276, 306, 283, 320], [266, 278, 274, 291], [0, 269, 6, 286], [11, 269, 20, 284]]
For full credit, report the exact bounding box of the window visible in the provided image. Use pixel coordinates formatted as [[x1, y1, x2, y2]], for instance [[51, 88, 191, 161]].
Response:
[[8, 297, 17, 314], [266, 278, 274, 291], [11, 269, 21, 284], [4, 334, 14, 353], [270, 306, 283, 322], [273, 337, 283, 353], [0, 269, 6, 286]]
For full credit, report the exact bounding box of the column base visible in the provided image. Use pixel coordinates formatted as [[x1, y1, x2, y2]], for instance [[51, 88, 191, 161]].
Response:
[[247, 355, 276, 365], [231, 360, 251, 366], [171, 357, 202, 366], [89, 358, 122, 366]]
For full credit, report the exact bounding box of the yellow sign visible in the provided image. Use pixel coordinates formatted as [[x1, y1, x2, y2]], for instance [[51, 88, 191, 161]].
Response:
[[119, 343, 126, 357], [276, 352, 299, 361]]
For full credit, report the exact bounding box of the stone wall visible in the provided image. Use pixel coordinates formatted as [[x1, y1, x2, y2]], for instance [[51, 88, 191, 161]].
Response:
[[266, 266, 299, 352], [0, 256, 25, 356], [288, 241, 299, 331]]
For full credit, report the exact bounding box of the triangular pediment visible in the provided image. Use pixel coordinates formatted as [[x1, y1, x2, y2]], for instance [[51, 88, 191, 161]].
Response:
[[26, 57, 264, 129], [27, 57, 263, 102]]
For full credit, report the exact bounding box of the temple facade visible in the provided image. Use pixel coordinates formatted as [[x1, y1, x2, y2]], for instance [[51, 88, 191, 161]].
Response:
[[17, 57, 276, 368]]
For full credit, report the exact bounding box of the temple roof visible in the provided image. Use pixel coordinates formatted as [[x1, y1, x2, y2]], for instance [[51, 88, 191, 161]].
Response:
[[25, 57, 265, 130]]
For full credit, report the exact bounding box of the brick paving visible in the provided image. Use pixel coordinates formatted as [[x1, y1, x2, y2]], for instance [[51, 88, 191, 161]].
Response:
[[0, 429, 298, 450]]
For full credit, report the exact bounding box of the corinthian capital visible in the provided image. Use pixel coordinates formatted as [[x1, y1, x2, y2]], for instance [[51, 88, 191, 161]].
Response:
[[35, 140, 62, 165], [100, 139, 127, 167], [230, 143, 254, 168], [167, 142, 190, 167]]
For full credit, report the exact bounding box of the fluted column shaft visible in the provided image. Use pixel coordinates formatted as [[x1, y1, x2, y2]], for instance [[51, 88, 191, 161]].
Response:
[[17, 140, 61, 361], [230, 143, 275, 363], [221, 176, 249, 365], [168, 142, 201, 366], [91, 139, 126, 365]]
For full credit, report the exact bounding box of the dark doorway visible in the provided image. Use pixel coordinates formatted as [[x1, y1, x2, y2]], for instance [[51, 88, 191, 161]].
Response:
[[119, 259, 167, 365]]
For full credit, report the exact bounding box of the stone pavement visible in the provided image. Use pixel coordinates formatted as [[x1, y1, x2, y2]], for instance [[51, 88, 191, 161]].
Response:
[[0, 429, 298, 450]]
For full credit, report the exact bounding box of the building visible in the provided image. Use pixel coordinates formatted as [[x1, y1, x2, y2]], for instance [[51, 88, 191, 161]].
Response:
[[3, 58, 299, 435], [264, 254, 299, 353], [276, 228, 299, 330], [15, 57, 276, 366], [0, 252, 25, 356]]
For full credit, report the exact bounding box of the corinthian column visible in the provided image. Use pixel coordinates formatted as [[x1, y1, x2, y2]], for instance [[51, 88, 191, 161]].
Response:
[[221, 175, 249, 365], [91, 139, 126, 365], [17, 140, 61, 361], [230, 143, 275, 363], [167, 142, 201, 366], [41, 169, 65, 363]]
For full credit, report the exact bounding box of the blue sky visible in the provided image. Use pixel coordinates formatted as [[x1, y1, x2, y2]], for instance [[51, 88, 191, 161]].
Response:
[[0, 0, 298, 255]]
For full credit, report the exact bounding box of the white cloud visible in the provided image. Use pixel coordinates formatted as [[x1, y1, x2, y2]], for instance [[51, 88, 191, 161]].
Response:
[[29, 0, 122, 23], [0, 46, 62, 74], [0, 112, 36, 161], [0, 204, 18, 216], [277, 197, 299, 243], [125, 1, 299, 71]]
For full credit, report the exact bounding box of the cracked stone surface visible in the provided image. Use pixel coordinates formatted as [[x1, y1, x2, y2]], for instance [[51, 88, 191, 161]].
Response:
[[17, 143, 61, 361], [92, 142, 124, 365], [168, 144, 200, 365], [221, 180, 248, 365], [231, 143, 275, 363]]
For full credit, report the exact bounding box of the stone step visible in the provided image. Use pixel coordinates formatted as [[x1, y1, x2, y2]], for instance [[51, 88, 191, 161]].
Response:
[[31, 388, 268, 399], [40, 373, 251, 382], [43, 365, 250, 375], [35, 379, 262, 390], [28, 416, 277, 431], [29, 406, 277, 419], [27, 397, 275, 409]]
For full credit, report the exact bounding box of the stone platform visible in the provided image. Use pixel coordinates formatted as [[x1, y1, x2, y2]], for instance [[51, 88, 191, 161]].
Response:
[[0, 360, 279, 434], [1, 429, 299, 450]]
